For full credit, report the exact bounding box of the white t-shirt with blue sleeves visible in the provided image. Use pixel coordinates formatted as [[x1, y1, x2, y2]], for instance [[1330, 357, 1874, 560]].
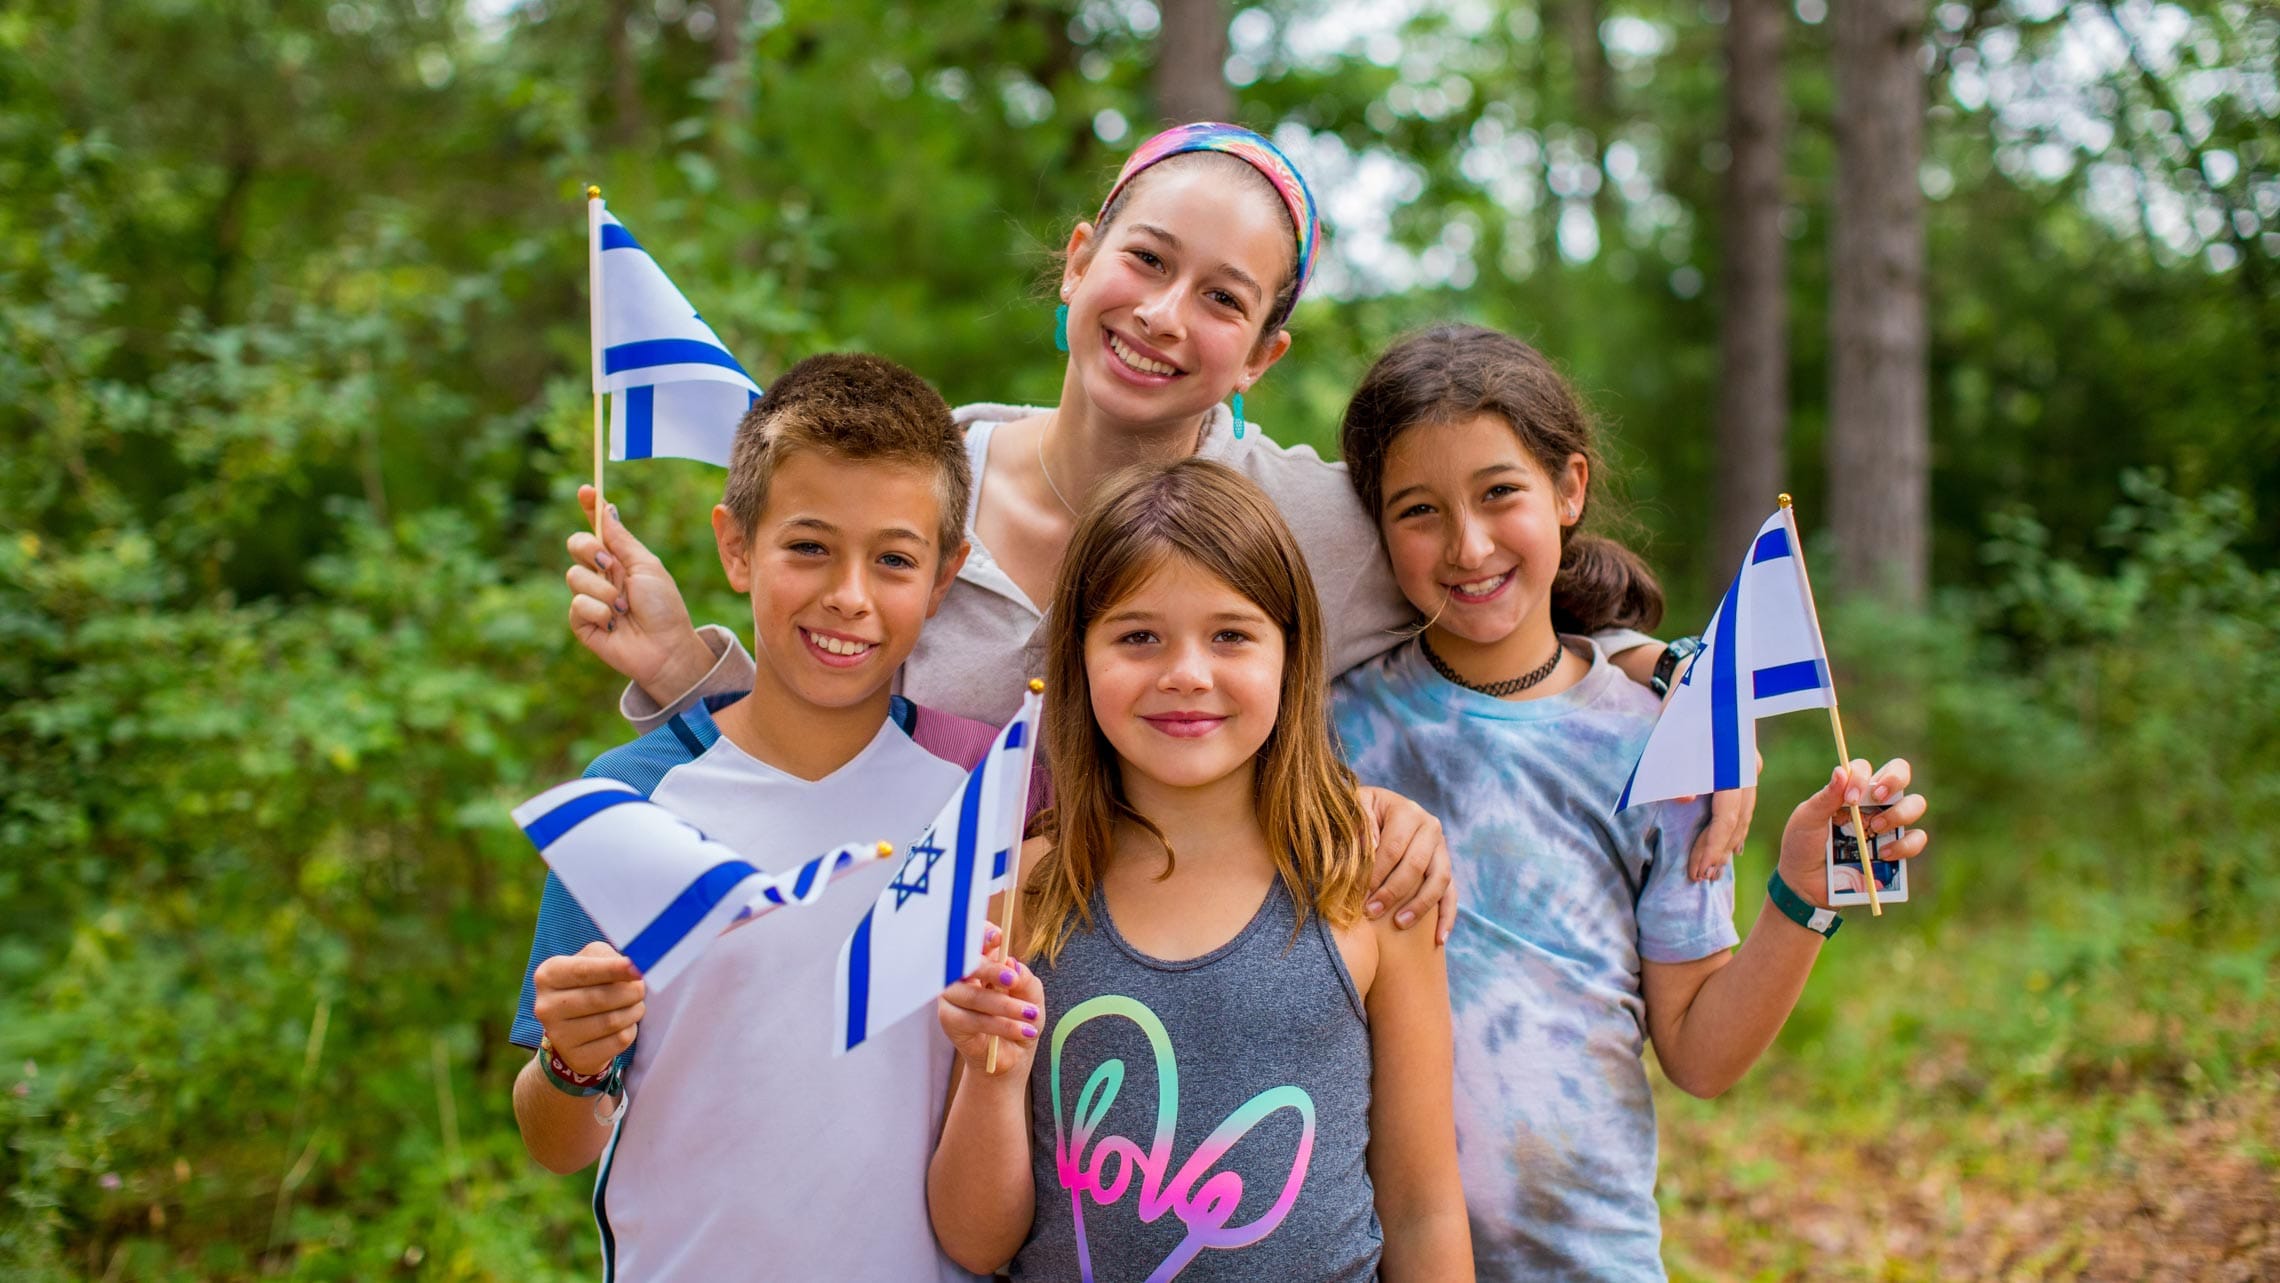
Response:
[[1332, 638, 1731, 1283], [512, 695, 978, 1283]]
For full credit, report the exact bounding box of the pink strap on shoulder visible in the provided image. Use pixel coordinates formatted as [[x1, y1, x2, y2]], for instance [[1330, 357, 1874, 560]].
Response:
[[906, 702, 1052, 821]]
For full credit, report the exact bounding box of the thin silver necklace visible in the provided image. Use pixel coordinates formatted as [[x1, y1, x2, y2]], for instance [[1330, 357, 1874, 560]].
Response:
[[1037, 426, 1079, 517], [1422, 633, 1566, 698]]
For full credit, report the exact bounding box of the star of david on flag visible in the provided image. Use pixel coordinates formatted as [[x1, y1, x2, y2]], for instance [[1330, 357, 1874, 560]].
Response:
[[589, 192, 760, 467], [1618, 507, 1838, 810], [835, 686, 1043, 1055], [512, 778, 893, 993]]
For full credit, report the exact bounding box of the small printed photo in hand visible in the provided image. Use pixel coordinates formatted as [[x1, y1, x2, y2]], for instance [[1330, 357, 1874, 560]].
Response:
[[1826, 804, 1909, 907]]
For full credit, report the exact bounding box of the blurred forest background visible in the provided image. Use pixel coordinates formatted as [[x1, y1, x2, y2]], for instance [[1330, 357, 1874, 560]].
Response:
[[3, 0, 2275, 1278]]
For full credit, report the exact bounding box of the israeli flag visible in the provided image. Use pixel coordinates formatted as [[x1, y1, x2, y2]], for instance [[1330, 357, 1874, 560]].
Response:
[[513, 778, 892, 992], [835, 687, 1043, 1054], [1618, 508, 1837, 809], [589, 194, 761, 466]]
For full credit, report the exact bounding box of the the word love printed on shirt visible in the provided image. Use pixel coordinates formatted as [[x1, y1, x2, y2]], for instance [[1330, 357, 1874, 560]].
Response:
[[1048, 995, 1316, 1283]]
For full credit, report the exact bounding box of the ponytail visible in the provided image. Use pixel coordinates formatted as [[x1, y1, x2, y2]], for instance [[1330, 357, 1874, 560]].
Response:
[[1552, 532, 1664, 636]]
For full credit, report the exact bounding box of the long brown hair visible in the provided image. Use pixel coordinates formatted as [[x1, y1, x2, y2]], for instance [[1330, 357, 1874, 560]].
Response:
[[1024, 459, 1372, 964], [1338, 323, 1664, 635]]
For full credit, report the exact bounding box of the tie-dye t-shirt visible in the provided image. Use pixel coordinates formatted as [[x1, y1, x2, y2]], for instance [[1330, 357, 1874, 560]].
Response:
[[1332, 637, 1734, 1282]]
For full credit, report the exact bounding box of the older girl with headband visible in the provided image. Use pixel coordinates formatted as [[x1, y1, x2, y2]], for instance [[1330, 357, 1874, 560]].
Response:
[[563, 123, 1754, 903]]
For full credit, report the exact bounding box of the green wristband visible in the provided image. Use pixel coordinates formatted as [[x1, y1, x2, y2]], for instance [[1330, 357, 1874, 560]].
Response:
[[1766, 868, 1843, 939]]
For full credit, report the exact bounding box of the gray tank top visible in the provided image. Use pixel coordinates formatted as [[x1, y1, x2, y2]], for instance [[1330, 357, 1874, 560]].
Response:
[[1010, 878, 1382, 1282]]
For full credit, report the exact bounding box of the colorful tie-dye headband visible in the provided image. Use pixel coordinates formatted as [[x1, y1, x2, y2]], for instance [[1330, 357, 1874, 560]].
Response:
[[1096, 121, 1323, 303]]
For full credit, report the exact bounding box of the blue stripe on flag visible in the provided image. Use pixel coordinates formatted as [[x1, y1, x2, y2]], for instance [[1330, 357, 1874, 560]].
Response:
[[523, 788, 641, 850], [1710, 577, 1743, 791], [623, 385, 654, 459], [1753, 659, 1828, 700], [1752, 527, 1792, 564], [844, 911, 873, 1048], [599, 223, 643, 253], [943, 755, 989, 985], [792, 852, 823, 899], [1005, 722, 1027, 749], [993, 849, 1008, 882], [623, 860, 761, 974], [604, 338, 751, 378]]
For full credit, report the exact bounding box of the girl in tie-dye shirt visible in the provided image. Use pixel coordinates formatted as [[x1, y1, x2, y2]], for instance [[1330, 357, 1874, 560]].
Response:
[[1329, 325, 1934, 1281]]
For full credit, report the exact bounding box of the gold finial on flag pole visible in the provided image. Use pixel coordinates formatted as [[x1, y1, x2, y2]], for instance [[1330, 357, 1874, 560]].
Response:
[[587, 185, 601, 199], [874, 841, 895, 860], [1029, 678, 1045, 693], [1777, 494, 1882, 915]]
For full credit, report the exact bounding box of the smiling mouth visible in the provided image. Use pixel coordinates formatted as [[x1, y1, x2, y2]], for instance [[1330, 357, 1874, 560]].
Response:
[[1105, 330, 1184, 378], [1444, 569, 1516, 604], [801, 627, 877, 666], [1139, 711, 1227, 738]]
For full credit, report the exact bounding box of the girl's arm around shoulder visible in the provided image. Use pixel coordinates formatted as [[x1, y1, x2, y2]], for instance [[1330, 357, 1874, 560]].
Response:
[[927, 835, 1052, 1274], [1342, 911, 1474, 1280]]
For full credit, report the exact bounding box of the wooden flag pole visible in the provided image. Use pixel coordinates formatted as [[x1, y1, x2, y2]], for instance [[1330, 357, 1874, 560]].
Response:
[[985, 678, 1046, 1075], [587, 185, 607, 537], [1778, 494, 1881, 916]]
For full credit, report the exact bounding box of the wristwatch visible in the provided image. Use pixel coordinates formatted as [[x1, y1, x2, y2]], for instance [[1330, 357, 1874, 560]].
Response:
[[1766, 868, 1842, 938], [1650, 635, 1704, 698]]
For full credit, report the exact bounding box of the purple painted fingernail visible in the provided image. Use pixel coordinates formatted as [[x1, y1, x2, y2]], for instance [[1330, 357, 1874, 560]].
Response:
[[998, 969, 1016, 987], [1021, 1025, 1038, 1039], [1022, 1005, 1038, 1021], [614, 598, 629, 614], [1365, 901, 1384, 917], [595, 550, 615, 571]]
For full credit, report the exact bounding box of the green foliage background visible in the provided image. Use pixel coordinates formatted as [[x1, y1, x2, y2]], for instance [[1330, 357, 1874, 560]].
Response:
[[2, 0, 2273, 1277]]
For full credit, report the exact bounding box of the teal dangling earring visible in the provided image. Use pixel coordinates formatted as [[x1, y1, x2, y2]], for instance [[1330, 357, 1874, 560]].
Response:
[[1053, 303, 1069, 353], [1231, 390, 1246, 439]]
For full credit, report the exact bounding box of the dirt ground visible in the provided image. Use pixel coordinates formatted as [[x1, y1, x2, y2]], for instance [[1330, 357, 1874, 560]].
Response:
[[1659, 1084, 2280, 1281]]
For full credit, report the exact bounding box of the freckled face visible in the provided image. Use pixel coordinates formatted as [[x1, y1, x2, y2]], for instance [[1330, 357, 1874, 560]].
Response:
[[1062, 164, 1295, 427], [1083, 554, 1285, 793], [1376, 415, 1584, 651], [717, 452, 960, 711]]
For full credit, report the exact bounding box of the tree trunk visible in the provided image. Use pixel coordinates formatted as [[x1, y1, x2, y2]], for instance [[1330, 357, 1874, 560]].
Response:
[[1560, 0, 1618, 242], [1828, 0, 1929, 606], [1154, 0, 1231, 126], [714, 0, 747, 141], [1713, 0, 1789, 583], [607, 0, 644, 146]]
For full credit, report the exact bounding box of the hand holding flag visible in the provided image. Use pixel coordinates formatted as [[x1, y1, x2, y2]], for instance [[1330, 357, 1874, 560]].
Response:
[[936, 925, 1047, 1079], [1774, 757, 1930, 911], [562, 490, 709, 697]]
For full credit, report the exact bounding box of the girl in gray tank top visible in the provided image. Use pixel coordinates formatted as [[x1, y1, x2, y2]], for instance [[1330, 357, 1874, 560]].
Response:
[[928, 460, 1472, 1281]]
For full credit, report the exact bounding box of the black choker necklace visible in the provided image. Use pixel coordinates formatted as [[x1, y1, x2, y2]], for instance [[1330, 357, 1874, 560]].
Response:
[[1422, 634, 1567, 698]]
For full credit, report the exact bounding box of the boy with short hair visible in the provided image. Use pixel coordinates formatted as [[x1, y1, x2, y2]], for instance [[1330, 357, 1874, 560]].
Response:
[[510, 353, 991, 1282]]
